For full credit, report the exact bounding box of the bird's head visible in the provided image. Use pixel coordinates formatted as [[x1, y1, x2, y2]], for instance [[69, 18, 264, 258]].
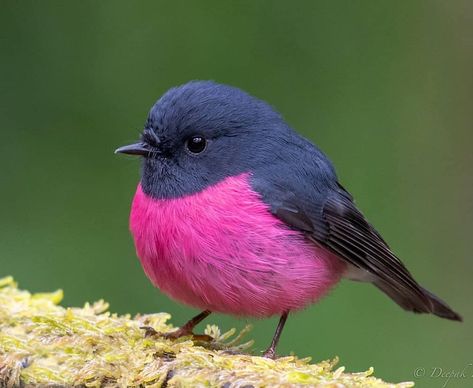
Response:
[[116, 81, 291, 198]]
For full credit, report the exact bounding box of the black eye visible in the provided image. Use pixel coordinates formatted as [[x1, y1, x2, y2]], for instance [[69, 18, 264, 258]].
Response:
[[185, 136, 207, 154]]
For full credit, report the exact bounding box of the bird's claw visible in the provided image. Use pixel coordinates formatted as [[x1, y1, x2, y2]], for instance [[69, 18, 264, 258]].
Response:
[[140, 326, 213, 342], [140, 326, 160, 338]]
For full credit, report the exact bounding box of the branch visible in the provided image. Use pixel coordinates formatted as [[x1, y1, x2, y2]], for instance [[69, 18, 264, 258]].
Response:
[[0, 276, 413, 387]]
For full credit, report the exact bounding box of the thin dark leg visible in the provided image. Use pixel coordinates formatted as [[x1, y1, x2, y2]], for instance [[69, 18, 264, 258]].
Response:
[[179, 310, 212, 333], [142, 310, 212, 341], [263, 311, 289, 359]]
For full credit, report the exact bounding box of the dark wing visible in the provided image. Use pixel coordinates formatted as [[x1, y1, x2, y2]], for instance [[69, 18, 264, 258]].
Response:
[[273, 183, 462, 321]]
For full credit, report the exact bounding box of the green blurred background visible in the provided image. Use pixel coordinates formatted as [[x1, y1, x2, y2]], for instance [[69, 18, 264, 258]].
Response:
[[1, 1, 472, 385]]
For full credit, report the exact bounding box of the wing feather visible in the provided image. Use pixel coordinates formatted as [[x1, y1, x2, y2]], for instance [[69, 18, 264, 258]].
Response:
[[322, 195, 430, 309]]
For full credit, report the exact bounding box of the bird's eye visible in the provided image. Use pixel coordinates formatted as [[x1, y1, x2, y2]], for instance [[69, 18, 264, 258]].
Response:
[[185, 136, 207, 154]]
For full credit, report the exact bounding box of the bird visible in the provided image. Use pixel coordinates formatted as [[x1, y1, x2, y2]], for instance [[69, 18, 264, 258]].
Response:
[[115, 80, 462, 358]]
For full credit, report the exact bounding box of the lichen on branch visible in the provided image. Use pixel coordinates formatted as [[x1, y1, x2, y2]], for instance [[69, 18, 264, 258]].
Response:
[[0, 276, 413, 387]]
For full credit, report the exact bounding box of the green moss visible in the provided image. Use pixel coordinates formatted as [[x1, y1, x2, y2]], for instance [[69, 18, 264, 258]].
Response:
[[0, 277, 413, 387]]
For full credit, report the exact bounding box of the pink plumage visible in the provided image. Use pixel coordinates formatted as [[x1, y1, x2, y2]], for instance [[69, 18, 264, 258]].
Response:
[[130, 173, 345, 317]]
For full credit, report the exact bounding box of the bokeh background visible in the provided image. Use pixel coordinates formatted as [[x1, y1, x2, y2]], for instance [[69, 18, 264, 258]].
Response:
[[1, 1, 472, 385]]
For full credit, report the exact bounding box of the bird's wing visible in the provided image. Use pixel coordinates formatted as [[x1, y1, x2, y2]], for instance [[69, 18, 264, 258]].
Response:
[[258, 178, 461, 320], [318, 189, 432, 310]]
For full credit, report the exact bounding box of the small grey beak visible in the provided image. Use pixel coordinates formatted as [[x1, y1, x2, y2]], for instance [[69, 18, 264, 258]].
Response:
[[115, 142, 150, 156]]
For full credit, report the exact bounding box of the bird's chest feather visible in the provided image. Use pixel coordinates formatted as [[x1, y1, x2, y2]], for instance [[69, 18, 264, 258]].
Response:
[[130, 173, 344, 316]]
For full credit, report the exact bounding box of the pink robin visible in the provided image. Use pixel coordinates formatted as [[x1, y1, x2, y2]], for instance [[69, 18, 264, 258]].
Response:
[[116, 81, 461, 358]]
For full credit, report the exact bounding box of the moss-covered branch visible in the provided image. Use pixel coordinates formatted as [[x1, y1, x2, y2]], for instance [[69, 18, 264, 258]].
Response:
[[0, 276, 413, 387]]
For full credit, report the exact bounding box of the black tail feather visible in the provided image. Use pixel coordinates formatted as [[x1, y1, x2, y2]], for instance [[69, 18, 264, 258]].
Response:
[[420, 286, 463, 321], [374, 281, 462, 322]]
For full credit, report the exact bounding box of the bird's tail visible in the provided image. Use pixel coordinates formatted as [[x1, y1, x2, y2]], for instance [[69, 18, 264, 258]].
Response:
[[419, 286, 463, 321], [374, 281, 462, 322]]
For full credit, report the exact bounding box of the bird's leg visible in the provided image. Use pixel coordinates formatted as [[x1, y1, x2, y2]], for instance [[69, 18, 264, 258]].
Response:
[[169, 310, 212, 339], [142, 310, 212, 341], [263, 311, 289, 359]]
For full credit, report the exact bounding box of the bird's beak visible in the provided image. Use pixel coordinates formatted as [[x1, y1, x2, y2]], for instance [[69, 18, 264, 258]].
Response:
[[115, 142, 150, 156]]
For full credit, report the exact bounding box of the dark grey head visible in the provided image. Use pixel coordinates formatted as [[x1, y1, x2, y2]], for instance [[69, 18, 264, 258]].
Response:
[[116, 80, 332, 198]]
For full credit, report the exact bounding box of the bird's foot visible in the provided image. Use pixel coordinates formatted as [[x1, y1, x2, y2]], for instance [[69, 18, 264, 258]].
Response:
[[161, 326, 213, 342], [221, 348, 245, 356], [140, 325, 160, 338], [262, 347, 277, 359], [140, 326, 213, 342]]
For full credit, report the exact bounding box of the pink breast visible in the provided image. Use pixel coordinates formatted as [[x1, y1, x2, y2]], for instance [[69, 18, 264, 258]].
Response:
[[130, 173, 345, 317]]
